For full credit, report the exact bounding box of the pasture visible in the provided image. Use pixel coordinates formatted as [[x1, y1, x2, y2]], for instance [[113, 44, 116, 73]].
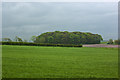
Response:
[[2, 45, 118, 78]]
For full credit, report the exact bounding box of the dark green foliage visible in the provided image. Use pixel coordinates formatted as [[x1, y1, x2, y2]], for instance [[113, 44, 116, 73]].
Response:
[[114, 39, 120, 44], [35, 31, 103, 44], [1, 42, 82, 47], [107, 39, 113, 44], [31, 36, 37, 42], [2, 38, 12, 42], [15, 36, 23, 42]]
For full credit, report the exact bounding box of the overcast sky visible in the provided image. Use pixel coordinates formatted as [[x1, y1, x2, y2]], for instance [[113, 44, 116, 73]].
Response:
[[2, 2, 118, 41]]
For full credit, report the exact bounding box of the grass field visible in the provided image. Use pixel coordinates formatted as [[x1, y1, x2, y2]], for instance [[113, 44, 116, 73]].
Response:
[[100, 42, 108, 44], [2, 45, 118, 78]]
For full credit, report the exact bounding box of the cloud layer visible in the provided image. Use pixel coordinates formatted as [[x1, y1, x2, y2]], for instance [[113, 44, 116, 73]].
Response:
[[2, 2, 118, 41]]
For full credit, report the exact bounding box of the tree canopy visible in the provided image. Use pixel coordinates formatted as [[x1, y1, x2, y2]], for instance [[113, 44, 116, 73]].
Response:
[[2, 38, 12, 42], [15, 36, 23, 42], [35, 31, 103, 44]]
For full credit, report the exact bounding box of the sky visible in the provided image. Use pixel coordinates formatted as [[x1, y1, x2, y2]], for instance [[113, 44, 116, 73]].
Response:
[[2, 0, 119, 2], [2, 2, 118, 41]]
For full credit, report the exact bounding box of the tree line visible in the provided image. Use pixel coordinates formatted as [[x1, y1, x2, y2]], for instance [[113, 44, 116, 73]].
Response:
[[34, 31, 103, 44], [107, 39, 120, 44], [2, 36, 27, 42], [2, 31, 120, 45]]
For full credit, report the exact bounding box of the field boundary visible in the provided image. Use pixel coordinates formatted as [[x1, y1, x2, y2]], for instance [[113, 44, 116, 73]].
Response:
[[0, 42, 82, 47]]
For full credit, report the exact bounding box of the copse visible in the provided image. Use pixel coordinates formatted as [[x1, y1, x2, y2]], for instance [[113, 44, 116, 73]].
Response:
[[34, 31, 103, 44]]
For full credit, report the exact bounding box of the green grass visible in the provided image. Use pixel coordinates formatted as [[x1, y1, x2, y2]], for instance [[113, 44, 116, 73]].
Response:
[[2, 45, 118, 78], [100, 42, 108, 44]]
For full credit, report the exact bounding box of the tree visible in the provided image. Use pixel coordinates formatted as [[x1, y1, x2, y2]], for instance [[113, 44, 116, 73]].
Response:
[[31, 36, 37, 42], [17, 37, 23, 42], [114, 39, 120, 44], [47, 36, 54, 43], [15, 36, 18, 42], [108, 39, 113, 44], [15, 36, 23, 42], [24, 39, 27, 42], [2, 38, 12, 42], [38, 37, 45, 43]]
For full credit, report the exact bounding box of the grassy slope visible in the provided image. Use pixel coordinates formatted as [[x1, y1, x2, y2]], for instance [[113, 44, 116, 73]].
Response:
[[2, 45, 118, 78]]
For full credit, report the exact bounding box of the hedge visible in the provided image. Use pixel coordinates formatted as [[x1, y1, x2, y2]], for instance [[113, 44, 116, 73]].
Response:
[[0, 42, 82, 47]]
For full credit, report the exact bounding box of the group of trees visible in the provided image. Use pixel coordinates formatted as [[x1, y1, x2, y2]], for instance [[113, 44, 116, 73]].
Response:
[[107, 39, 120, 44], [2, 36, 27, 42], [2, 38, 12, 42], [2, 31, 120, 45], [34, 31, 103, 44], [114, 40, 120, 44]]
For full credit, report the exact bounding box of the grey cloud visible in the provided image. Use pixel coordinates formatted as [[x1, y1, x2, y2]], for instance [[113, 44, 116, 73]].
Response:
[[2, 2, 118, 40]]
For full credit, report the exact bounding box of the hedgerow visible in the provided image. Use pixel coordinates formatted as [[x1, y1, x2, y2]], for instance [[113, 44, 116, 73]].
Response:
[[1, 42, 82, 47]]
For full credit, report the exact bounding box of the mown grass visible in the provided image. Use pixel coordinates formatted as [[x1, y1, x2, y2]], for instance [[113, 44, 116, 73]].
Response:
[[100, 42, 108, 44], [2, 45, 118, 78]]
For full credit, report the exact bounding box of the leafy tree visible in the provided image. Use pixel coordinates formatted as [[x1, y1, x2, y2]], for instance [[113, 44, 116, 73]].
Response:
[[31, 36, 37, 42], [114, 39, 120, 44], [15, 36, 18, 42], [15, 36, 23, 42], [38, 37, 45, 43], [24, 39, 27, 42], [2, 38, 12, 42], [47, 36, 54, 43], [107, 39, 113, 44], [18, 37, 23, 42]]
